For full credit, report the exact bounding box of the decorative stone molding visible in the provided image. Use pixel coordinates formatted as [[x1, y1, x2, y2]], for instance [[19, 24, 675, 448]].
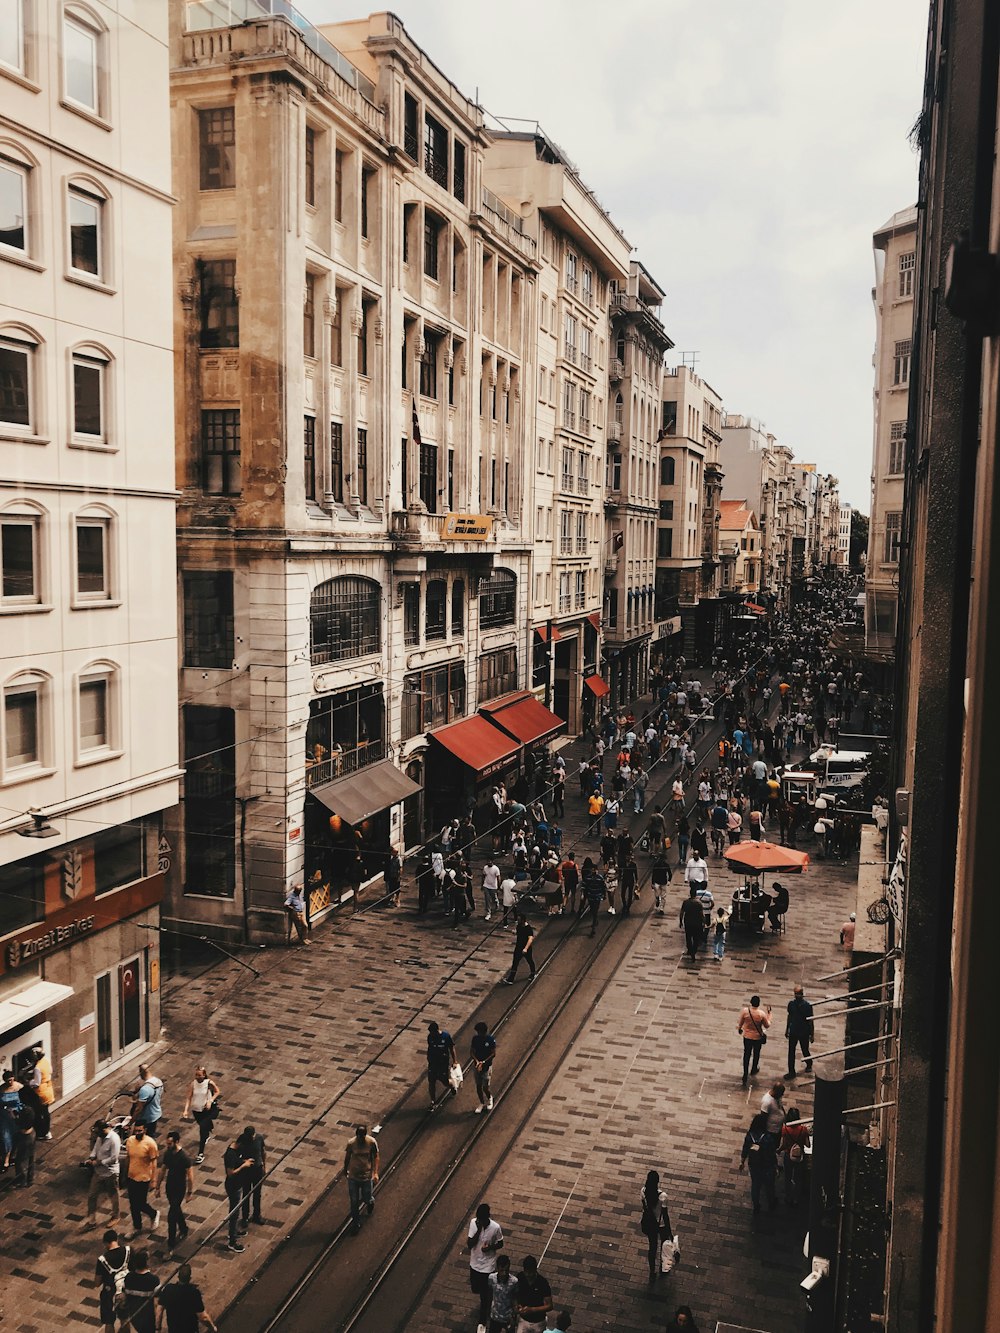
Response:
[[178, 276, 198, 311], [350, 308, 364, 334], [374, 317, 385, 342], [323, 294, 337, 323]]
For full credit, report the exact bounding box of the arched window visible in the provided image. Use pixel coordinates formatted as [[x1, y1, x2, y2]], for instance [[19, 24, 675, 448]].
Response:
[[660, 455, 675, 487], [310, 576, 380, 665], [63, 4, 109, 118], [451, 578, 465, 636], [0, 322, 43, 436], [76, 658, 120, 760], [425, 578, 447, 640], [66, 174, 110, 282], [73, 501, 117, 604], [1, 498, 47, 607], [614, 392, 624, 426], [2, 668, 52, 776], [479, 568, 516, 629], [69, 341, 112, 445], [0, 140, 40, 260]]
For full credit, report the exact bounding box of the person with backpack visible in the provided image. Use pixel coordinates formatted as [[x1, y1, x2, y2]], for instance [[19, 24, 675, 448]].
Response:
[[779, 1107, 811, 1204], [121, 1248, 159, 1333], [582, 861, 607, 937], [739, 1111, 779, 1214], [651, 849, 673, 914], [95, 1229, 130, 1333]]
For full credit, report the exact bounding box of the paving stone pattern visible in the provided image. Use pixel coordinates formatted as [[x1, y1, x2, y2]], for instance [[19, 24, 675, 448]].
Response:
[[0, 685, 853, 1333]]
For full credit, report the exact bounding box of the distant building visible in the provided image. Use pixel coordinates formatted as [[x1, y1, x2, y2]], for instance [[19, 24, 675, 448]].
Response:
[[866, 205, 917, 653], [0, 2, 177, 1094], [837, 500, 852, 568], [718, 502, 761, 594]]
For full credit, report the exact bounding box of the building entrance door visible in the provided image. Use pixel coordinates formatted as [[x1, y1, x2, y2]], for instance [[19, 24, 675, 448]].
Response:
[[95, 954, 147, 1069]]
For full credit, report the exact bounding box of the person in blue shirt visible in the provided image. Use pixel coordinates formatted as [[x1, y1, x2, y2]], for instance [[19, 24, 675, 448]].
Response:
[[131, 1065, 164, 1136]]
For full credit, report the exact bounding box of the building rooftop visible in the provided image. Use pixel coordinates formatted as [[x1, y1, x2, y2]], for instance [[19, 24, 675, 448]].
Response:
[[873, 204, 918, 242], [719, 500, 757, 529]]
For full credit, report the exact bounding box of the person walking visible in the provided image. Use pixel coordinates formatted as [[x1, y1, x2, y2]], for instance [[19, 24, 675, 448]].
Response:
[[559, 853, 579, 915], [785, 984, 815, 1078], [471, 1022, 496, 1113], [131, 1064, 164, 1138], [181, 1066, 220, 1165], [13, 1100, 36, 1187], [124, 1123, 160, 1238], [647, 805, 666, 856], [157, 1262, 218, 1333], [121, 1248, 159, 1333], [739, 1111, 779, 1214], [738, 995, 772, 1084], [503, 910, 536, 984], [779, 1107, 811, 1205], [26, 1042, 54, 1139], [95, 1229, 130, 1333], [651, 850, 673, 914], [482, 859, 501, 921], [222, 1133, 256, 1252], [761, 1081, 785, 1135], [679, 886, 705, 962], [665, 1306, 701, 1332], [551, 773, 566, 818], [639, 1169, 673, 1281], [427, 1021, 459, 1106], [488, 1253, 517, 1333], [87, 1119, 123, 1223], [674, 814, 690, 866], [501, 873, 518, 928], [467, 1202, 504, 1333], [582, 862, 607, 936], [284, 884, 311, 943], [344, 1124, 379, 1233], [619, 854, 638, 916], [239, 1124, 266, 1226], [155, 1130, 193, 1250], [385, 847, 402, 907], [514, 1255, 553, 1332], [712, 905, 730, 960]]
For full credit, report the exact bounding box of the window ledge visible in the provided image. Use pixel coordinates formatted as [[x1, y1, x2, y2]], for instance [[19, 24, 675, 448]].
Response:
[[70, 598, 122, 611], [75, 748, 124, 768], [0, 66, 41, 94], [69, 437, 117, 453], [60, 97, 112, 132], [65, 271, 116, 296], [1, 764, 57, 788], [0, 602, 54, 616], [0, 431, 49, 446], [0, 248, 44, 273]]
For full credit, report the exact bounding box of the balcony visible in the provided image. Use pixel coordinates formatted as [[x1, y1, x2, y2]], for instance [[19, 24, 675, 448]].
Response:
[[559, 534, 574, 555], [609, 357, 624, 382], [564, 344, 577, 365], [577, 474, 590, 496], [605, 553, 619, 575], [580, 353, 592, 373], [608, 419, 623, 443], [558, 593, 572, 613], [306, 737, 385, 789], [575, 535, 588, 554], [563, 410, 577, 432]]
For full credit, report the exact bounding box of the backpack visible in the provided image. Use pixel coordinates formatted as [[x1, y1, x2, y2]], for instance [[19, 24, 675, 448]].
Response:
[[99, 1246, 130, 1304]]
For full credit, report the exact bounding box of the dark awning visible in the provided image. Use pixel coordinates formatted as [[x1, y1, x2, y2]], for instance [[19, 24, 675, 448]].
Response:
[[479, 692, 565, 747], [310, 760, 421, 826], [534, 624, 561, 643], [429, 715, 519, 779], [584, 674, 610, 698], [587, 612, 602, 631]]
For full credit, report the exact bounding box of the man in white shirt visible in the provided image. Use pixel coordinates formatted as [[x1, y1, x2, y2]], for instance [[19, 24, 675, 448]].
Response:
[[685, 854, 709, 891], [467, 1202, 504, 1333], [482, 861, 501, 921]]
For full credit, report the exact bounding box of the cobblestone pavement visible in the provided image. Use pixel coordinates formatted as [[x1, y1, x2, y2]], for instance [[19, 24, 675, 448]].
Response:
[[1, 681, 845, 1332]]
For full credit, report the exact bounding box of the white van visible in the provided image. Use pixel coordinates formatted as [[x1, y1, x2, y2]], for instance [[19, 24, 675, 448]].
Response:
[[808, 744, 870, 800]]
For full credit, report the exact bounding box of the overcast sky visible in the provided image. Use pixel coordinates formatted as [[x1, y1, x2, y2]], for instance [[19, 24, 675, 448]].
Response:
[[308, 0, 927, 511]]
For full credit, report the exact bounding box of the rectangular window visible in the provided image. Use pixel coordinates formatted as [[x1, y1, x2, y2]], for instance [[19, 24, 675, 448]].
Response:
[[0, 337, 31, 429], [198, 259, 239, 349], [304, 415, 316, 501], [425, 580, 447, 641], [330, 296, 342, 367], [199, 108, 235, 191], [5, 683, 38, 768], [0, 159, 27, 253], [357, 301, 369, 376], [69, 186, 101, 277], [898, 251, 915, 298], [402, 661, 465, 740], [64, 12, 99, 112], [183, 571, 234, 669], [577, 452, 588, 496], [580, 326, 592, 372], [361, 167, 372, 239], [424, 113, 448, 188], [201, 409, 241, 495], [329, 422, 344, 503], [453, 140, 466, 203], [566, 250, 578, 294], [72, 354, 104, 440], [889, 421, 906, 475], [447, 448, 455, 509], [183, 705, 236, 898], [94, 824, 145, 896], [419, 336, 438, 398], [562, 379, 576, 432], [0, 851, 45, 938], [334, 149, 345, 222], [579, 390, 591, 433], [76, 518, 108, 597], [564, 313, 577, 363], [356, 427, 368, 505], [403, 92, 419, 160], [884, 511, 902, 564], [1, 516, 37, 602], [424, 214, 440, 280], [606, 586, 618, 628], [1, 0, 26, 75], [893, 339, 911, 387], [403, 583, 420, 646], [305, 126, 316, 206], [79, 676, 108, 751], [659, 499, 674, 520], [561, 447, 574, 493], [658, 527, 673, 558], [304, 273, 316, 357], [479, 647, 518, 703], [662, 401, 677, 435], [582, 266, 594, 307], [419, 441, 438, 512]]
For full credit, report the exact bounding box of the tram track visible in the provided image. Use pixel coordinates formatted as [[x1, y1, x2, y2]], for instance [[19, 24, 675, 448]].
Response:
[[221, 864, 653, 1332]]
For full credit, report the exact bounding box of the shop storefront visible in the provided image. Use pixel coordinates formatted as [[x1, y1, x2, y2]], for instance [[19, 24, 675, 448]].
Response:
[[426, 714, 521, 834], [0, 826, 163, 1108], [478, 692, 565, 792]]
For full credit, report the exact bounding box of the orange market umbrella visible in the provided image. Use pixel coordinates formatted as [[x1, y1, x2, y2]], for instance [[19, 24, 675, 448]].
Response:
[[724, 840, 809, 875]]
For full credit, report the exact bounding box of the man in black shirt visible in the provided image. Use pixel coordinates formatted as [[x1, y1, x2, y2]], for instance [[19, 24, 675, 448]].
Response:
[[155, 1130, 193, 1249], [679, 886, 705, 962], [157, 1262, 217, 1333], [222, 1135, 255, 1252], [502, 910, 536, 984], [514, 1255, 553, 1330], [121, 1248, 159, 1333], [238, 1125, 266, 1227]]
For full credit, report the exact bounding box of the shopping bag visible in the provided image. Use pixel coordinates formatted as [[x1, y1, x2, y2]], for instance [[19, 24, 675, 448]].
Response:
[[448, 1062, 464, 1092], [660, 1232, 681, 1273]]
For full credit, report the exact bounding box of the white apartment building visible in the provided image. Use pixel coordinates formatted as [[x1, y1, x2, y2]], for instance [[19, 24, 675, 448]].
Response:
[[838, 500, 852, 568], [485, 127, 630, 734], [867, 206, 917, 653], [0, 1, 177, 1096]]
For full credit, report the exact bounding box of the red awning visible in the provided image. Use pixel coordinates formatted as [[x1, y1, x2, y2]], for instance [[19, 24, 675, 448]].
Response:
[[429, 714, 519, 779], [584, 674, 610, 698], [534, 624, 561, 643], [480, 692, 565, 747], [587, 612, 602, 631]]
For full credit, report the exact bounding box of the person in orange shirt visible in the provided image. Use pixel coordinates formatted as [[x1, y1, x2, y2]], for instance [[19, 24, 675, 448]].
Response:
[[125, 1124, 160, 1237], [28, 1043, 54, 1139], [587, 791, 604, 839], [737, 995, 771, 1085]]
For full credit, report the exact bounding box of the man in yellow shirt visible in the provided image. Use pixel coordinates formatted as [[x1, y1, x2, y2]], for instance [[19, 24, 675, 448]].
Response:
[[125, 1123, 160, 1237], [587, 791, 604, 839], [29, 1042, 54, 1139]]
